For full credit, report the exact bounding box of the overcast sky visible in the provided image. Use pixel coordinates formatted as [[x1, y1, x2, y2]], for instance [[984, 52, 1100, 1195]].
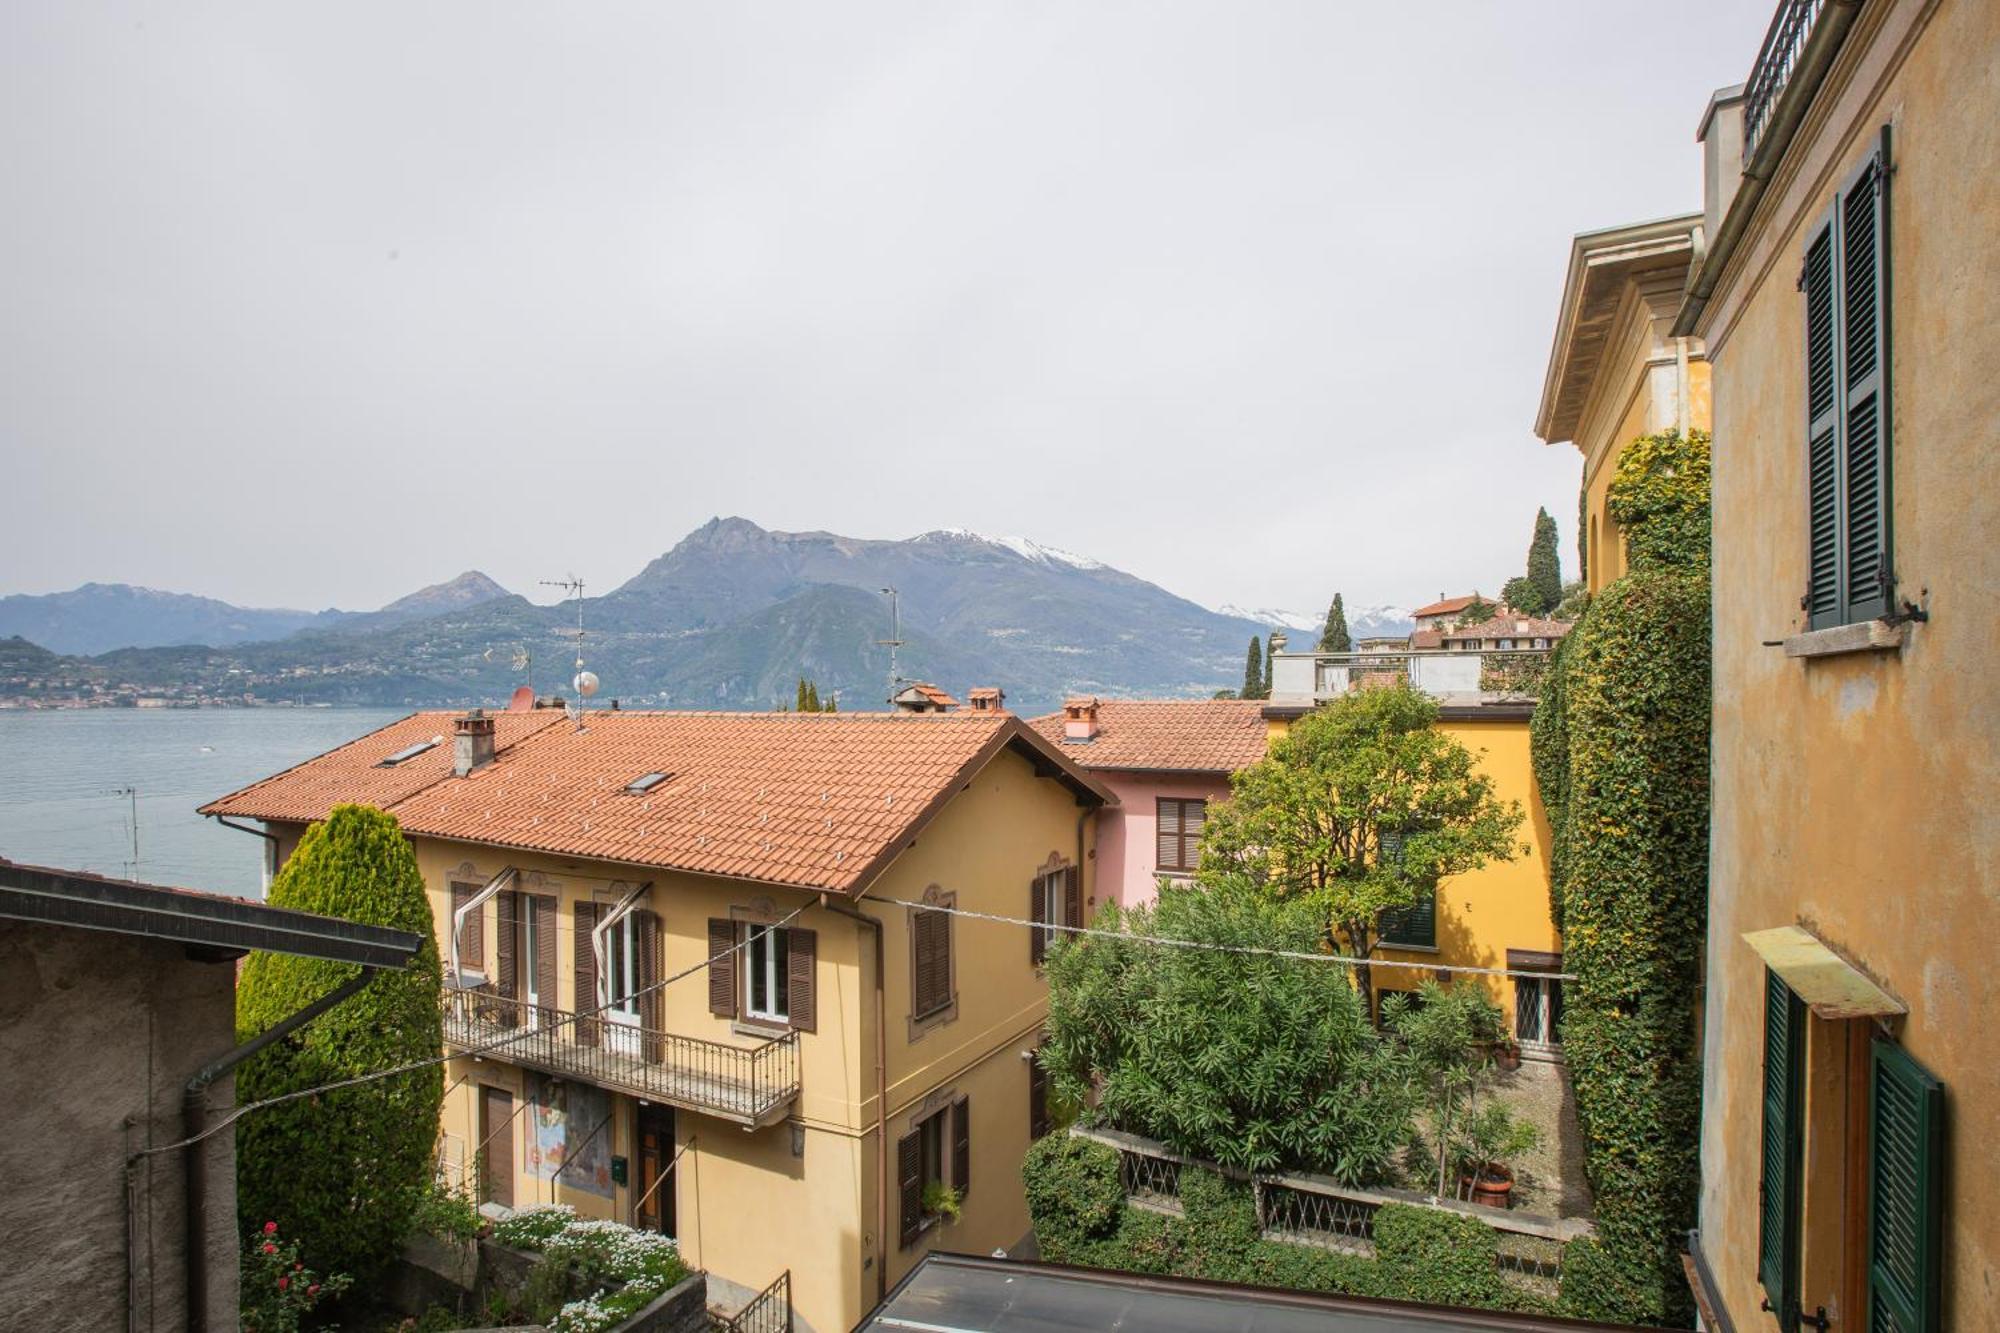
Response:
[[2, 2, 1769, 616]]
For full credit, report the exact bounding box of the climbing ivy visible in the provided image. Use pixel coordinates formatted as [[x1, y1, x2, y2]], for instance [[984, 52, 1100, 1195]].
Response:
[[1605, 429, 1711, 573]]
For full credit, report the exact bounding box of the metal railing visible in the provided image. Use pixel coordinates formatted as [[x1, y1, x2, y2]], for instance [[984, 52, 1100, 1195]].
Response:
[[443, 991, 799, 1126], [1743, 0, 1830, 159], [717, 1269, 792, 1333]]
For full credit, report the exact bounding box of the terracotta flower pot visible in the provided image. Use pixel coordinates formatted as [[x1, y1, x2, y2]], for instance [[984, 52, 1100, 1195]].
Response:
[[1495, 1043, 1522, 1072], [1462, 1165, 1514, 1209]]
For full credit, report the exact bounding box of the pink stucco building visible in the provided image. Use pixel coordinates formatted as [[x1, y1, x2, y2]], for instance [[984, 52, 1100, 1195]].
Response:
[[1027, 697, 1269, 911]]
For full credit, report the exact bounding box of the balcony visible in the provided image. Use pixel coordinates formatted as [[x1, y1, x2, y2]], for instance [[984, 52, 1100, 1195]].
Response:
[[1269, 648, 1552, 707], [444, 989, 799, 1128], [1742, 0, 1830, 160]]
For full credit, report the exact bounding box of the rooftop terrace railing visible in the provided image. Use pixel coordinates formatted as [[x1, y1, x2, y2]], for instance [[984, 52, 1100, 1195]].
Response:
[[1743, 0, 1830, 160], [444, 990, 799, 1127]]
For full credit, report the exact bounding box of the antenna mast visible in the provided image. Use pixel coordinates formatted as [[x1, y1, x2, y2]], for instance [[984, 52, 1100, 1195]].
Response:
[[540, 576, 594, 729], [877, 587, 904, 704], [111, 785, 138, 878]]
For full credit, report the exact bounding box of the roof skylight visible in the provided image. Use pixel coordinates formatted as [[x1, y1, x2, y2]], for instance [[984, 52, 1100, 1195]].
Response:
[[378, 738, 440, 767], [625, 771, 672, 795]]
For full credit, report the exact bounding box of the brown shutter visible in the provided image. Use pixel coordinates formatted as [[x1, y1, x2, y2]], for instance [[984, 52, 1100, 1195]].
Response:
[[451, 883, 485, 968], [897, 1131, 923, 1248], [1064, 864, 1083, 930], [533, 895, 558, 1021], [707, 918, 737, 1018], [636, 909, 663, 1063], [1029, 1051, 1050, 1139], [786, 928, 817, 1033], [1029, 875, 1048, 966], [914, 908, 950, 1018], [951, 1095, 970, 1199], [1184, 799, 1206, 870], [573, 901, 600, 1048], [1156, 798, 1181, 870], [495, 893, 519, 1027]]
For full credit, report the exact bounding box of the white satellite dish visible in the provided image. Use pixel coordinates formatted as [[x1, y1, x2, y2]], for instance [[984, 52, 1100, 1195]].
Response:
[[574, 670, 600, 698]]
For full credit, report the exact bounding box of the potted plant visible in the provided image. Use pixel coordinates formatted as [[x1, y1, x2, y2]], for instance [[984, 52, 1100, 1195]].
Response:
[[923, 1181, 964, 1225], [1453, 1101, 1539, 1209], [1493, 1038, 1522, 1072]]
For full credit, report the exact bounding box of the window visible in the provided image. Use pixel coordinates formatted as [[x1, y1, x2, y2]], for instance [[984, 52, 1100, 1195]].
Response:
[[1030, 865, 1081, 965], [604, 913, 641, 1020], [1514, 975, 1563, 1049], [378, 738, 438, 767], [1868, 1038, 1943, 1332], [898, 1096, 971, 1247], [1375, 831, 1435, 949], [912, 904, 953, 1021], [1804, 128, 1894, 630], [1759, 967, 1806, 1330], [1156, 798, 1206, 874], [624, 771, 671, 795], [745, 925, 791, 1024]]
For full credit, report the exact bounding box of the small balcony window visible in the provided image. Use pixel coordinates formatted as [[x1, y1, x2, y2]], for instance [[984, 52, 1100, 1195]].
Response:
[[745, 924, 792, 1024]]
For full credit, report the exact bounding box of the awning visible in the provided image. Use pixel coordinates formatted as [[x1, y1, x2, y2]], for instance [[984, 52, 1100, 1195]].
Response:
[[1742, 925, 1905, 1020]]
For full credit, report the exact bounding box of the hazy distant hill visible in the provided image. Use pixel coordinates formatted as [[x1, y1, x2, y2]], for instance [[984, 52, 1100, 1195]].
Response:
[[0, 522, 1392, 713], [0, 571, 509, 655]]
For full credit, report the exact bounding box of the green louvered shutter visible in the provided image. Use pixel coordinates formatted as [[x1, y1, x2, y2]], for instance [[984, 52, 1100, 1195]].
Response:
[[1838, 129, 1892, 623], [1803, 217, 1841, 628], [1869, 1039, 1943, 1333], [1759, 968, 1806, 1326]]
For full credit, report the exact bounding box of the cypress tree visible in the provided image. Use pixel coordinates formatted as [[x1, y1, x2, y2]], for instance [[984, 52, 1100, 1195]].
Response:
[[1261, 635, 1274, 699], [1528, 507, 1562, 613], [805, 681, 821, 712], [796, 678, 809, 711], [1242, 636, 1263, 700], [1318, 593, 1352, 653]]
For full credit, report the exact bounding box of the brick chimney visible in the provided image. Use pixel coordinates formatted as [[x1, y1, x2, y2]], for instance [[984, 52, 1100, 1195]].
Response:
[[967, 687, 1005, 714], [1063, 696, 1100, 742], [454, 709, 496, 776]]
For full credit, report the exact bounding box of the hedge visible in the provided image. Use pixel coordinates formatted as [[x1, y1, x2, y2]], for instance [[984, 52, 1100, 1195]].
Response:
[[1022, 1134, 1540, 1313]]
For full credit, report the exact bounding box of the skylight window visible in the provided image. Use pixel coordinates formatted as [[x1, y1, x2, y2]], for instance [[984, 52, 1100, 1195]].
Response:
[[625, 771, 672, 795], [378, 739, 440, 767]]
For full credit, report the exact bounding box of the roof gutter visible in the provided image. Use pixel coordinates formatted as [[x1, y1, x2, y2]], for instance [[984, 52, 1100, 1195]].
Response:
[[1673, 0, 1863, 338]]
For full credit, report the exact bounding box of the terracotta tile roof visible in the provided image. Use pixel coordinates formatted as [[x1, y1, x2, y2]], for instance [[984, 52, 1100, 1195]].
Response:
[[909, 683, 959, 707], [1413, 595, 1478, 618], [1409, 628, 1445, 649], [204, 710, 1110, 896], [200, 710, 566, 824], [1025, 699, 1269, 774], [1440, 615, 1573, 642]]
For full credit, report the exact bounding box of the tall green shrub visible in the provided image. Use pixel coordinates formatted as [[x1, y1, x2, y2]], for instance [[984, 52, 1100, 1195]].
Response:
[[1528, 506, 1563, 612], [1318, 593, 1352, 653], [1527, 633, 1572, 932], [1242, 636, 1264, 700], [235, 804, 444, 1283], [1605, 429, 1711, 572]]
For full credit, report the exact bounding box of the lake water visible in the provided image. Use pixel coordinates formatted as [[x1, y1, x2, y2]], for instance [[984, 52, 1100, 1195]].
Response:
[[0, 708, 404, 898]]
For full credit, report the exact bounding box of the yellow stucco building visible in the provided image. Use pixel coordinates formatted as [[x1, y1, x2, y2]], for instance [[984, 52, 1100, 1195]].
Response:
[[1672, 1, 1999, 1329], [1535, 212, 1711, 593], [207, 705, 1110, 1333]]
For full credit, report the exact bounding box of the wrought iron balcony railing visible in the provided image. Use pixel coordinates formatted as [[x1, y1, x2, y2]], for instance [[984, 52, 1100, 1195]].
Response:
[[1743, 0, 1830, 160], [444, 989, 799, 1128]]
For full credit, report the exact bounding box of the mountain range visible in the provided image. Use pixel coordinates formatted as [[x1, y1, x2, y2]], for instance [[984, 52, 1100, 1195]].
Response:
[[0, 519, 1413, 715]]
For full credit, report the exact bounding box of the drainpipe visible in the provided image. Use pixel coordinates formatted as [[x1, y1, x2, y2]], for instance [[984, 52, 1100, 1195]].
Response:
[[209, 815, 279, 894], [821, 892, 888, 1305], [182, 967, 381, 1333]]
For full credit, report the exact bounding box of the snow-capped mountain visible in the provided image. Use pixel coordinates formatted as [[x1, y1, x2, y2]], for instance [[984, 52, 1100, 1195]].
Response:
[[1214, 601, 1417, 640], [1215, 604, 1322, 632], [913, 528, 1105, 570]]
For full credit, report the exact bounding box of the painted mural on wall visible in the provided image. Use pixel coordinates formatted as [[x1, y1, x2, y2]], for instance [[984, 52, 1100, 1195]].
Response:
[[526, 1073, 614, 1197]]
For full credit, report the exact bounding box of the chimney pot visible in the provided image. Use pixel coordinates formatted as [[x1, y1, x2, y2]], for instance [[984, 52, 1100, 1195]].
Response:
[[967, 686, 1006, 713], [454, 709, 497, 777], [1063, 695, 1101, 742]]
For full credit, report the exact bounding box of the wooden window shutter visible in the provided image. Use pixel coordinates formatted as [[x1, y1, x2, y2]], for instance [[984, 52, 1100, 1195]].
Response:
[[914, 908, 951, 1018], [1838, 130, 1892, 624], [1758, 967, 1806, 1324], [707, 919, 737, 1018], [951, 1095, 971, 1200], [1155, 798, 1182, 870], [573, 902, 600, 1048], [1804, 217, 1841, 628], [1029, 1049, 1050, 1140], [495, 893, 519, 1027], [1063, 864, 1082, 930], [1183, 799, 1205, 869], [1868, 1038, 1943, 1333], [635, 909, 664, 1064], [897, 1131, 922, 1248], [1029, 875, 1048, 967], [786, 928, 817, 1033], [533, 895, 558, 1017], [451, 883, 485, 968]]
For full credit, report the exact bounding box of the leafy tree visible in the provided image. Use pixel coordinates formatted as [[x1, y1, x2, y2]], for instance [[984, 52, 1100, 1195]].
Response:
[[1606, 428, 1711, 571], [793, 677, 834, 711], [1501, 576, 1544, 616], [1318, 593, 1352, 653], [235, 804, 444, 1284], [1456, 594, 1497, 628], [1197, 685, 1523, 1017], [1041, 882, 1413, 1181], [1212, 688, 1239, 700], [1241, 636, 1263, 700], [1528, 506, 1563, 612], [1261, 634, 1275, 698]]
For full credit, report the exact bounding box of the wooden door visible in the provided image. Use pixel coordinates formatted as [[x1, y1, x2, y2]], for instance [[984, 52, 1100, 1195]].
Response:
[[635, 1103, 675, 1235], [481, 1087, 514, 1209]]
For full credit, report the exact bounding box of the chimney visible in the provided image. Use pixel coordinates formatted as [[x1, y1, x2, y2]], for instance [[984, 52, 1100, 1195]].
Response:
[[1063, 696, 1100, 742], [1698, 84, 1747, 254], [967, 686, 1006, 714], [454, 709, 496, 777]]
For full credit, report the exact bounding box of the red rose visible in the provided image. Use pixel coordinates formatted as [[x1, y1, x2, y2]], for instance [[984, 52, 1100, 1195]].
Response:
[[277, 1277, 289, 1291], [263, 1221, 278, 1235], [293, 1263, 303, 1271], [307, 1285, 319, 1297], [262, 1243, 276, 1255]]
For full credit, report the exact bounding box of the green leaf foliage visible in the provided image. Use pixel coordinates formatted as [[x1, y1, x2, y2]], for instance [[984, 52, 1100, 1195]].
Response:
[[1318, 593, 1352, 653], [1605, 429, 1711, 573], [1198, 684, 1524, 1015], [1041, 883, 1413, 1183], [235, 804, 445, 1284], [1528, 506, 1563, 612], [1527, 632, 1572, 932], [1502, 576, 1545, 617], [1532, 569, 1711, 1326], [1373, 1204, 1508, 1309], [1242, 636, 1264, 700]]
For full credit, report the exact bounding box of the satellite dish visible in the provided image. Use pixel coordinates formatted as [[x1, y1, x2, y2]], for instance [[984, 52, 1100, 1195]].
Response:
[[508, 685, 535, 712], [574, 670, 600, 698]]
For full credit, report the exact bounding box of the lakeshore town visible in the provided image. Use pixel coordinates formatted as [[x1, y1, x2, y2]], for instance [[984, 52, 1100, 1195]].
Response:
[[3, 2, 1996, 1332]]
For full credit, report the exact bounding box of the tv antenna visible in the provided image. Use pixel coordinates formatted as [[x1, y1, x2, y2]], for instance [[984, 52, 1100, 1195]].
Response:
[[109, 785, 139, 878], [877, 587, 905, 703], [539, 575, 596, 729]]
